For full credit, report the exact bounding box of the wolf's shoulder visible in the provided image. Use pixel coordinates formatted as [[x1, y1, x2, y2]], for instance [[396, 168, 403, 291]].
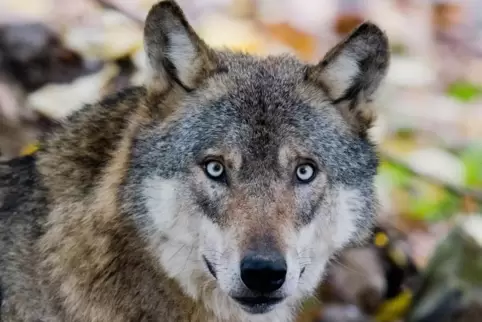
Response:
[[0, 155, 48, 321], [35, 86, 150, 200], [0, 155, 37, 208], [0, 155, 46, 226], [0, 154, 41, 244]]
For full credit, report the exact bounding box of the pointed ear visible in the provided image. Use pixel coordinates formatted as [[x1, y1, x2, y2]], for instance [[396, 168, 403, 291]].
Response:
[[306, 22, 389, 134], [143, 0, 218, 92]]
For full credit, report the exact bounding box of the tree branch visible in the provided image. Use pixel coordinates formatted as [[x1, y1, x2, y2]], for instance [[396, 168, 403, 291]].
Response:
[[381, 150, 482, 204], [93, 0, 144, 25]]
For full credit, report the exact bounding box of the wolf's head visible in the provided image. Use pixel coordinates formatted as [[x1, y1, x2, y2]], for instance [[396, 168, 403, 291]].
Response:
[[126, 1, 389, 319]]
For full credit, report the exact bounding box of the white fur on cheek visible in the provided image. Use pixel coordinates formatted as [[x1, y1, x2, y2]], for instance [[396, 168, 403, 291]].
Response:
[[142, 176, 203, 298], [292, 187, 362, 298], [331, 187, 361, 249], [293, 217, 330, 298], [199, 217, 238, 296], [142, 177, 194, 244]]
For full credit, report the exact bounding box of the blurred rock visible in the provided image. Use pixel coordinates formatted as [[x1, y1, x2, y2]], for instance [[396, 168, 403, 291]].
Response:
[[27, 63, 119, 119], [406, 223, 452, 269], [0, 75, 29, 160], [0, 21, 99, 159], [0, 0, 54, 24], [405, 147, 465, 186], [320, 304, 372, 322], [63, 9, 142, 60], [0, 23, 103, 92], [406, 215, 482, 322], [0, 74, 53, 160], [324, 247, 386, 314], [320, 225, 419, 320]]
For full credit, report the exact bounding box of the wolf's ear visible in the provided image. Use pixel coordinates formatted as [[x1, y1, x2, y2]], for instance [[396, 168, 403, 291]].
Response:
[[306, 22, 389, 134], [143, 0, 218, 92]]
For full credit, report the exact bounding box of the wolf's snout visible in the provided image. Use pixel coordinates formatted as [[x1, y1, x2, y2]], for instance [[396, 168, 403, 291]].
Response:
[[240, 252, 287, 293]]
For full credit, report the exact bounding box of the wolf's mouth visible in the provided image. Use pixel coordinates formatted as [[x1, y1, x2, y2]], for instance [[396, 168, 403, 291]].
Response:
[[233, 296, 284, 314]]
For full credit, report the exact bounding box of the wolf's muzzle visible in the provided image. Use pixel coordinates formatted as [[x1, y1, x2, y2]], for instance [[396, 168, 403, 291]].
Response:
[[240, 251, 287, 293]]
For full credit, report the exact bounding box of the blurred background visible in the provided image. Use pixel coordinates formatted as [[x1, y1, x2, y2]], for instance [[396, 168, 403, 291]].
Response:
[[0, 0, 481, 321]]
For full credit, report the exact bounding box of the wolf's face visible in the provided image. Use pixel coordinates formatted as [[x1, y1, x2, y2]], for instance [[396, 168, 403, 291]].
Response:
[[126, 1, 389, 318]]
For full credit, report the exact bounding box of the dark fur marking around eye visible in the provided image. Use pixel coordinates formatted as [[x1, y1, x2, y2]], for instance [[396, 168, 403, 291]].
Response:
[[195, 192, 222, 223], [299, 191, 326, 227]]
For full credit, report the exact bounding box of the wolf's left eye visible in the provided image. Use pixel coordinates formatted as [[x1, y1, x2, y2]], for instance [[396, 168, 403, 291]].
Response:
[[205, 160, 225, 180], [295, 164, 316, 183]]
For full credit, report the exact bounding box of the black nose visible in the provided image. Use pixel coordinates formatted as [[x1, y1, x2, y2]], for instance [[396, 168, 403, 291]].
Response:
[[240, 252, 287, 293]]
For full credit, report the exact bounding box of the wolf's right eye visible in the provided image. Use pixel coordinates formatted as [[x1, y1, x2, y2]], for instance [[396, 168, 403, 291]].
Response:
[[204, 160, 225, 180], [295, 163, 316, 183]]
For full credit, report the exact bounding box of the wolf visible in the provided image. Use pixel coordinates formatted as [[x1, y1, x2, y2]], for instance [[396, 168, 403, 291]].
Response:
[[0, 1, 389, 321]]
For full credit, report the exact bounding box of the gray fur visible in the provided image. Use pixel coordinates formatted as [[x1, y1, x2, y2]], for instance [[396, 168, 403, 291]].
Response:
[[0, 1, 389, 321], [127, 52, 378, 226]]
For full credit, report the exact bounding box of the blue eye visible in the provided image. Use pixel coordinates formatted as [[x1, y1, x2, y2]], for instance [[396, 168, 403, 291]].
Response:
[[205, 160, 225, 179], [296, 164, 316, 183]]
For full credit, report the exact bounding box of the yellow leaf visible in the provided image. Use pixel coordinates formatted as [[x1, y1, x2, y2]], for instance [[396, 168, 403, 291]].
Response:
[[263, 23, 317, 61], [197, 14, 264, 55], [374, 232, 390, 248], [375, 290, 413, 322], [20, 143, 39, 156], [387, 248, 408, 267]]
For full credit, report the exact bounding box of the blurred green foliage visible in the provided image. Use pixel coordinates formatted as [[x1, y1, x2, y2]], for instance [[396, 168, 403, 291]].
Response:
[[460, 144, 482, 189], [447, 81, 482, 103], [379, 162, 464, 222]]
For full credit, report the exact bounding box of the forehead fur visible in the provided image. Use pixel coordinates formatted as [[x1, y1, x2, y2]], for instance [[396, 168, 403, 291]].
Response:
[[131, 51, 378, 187], [216, 52, 305, 83]]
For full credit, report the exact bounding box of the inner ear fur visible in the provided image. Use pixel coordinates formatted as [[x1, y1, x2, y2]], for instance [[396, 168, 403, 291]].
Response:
[[306, 22, 390, 135], [143, 0, 219, 93]]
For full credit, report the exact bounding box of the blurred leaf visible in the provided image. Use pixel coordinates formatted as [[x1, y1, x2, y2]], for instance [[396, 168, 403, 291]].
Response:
[[406, 181, 461, 221], [462, 196, 480, 213], [20, 142, 38, 156], [446, 81, 482, 103], [390, 43, 408, 55], [296, 297, 321, 322], [375, 289, 413, 322], [264, 22, 317, 61], [460, 144, 482, 189], [380, 160, 462, 221], [334, 14, 364, 36], [380, 136, 419, 156], [198, 13, 265, 55], [394, 128, 417, 140], [407, 181, 444, 220]]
